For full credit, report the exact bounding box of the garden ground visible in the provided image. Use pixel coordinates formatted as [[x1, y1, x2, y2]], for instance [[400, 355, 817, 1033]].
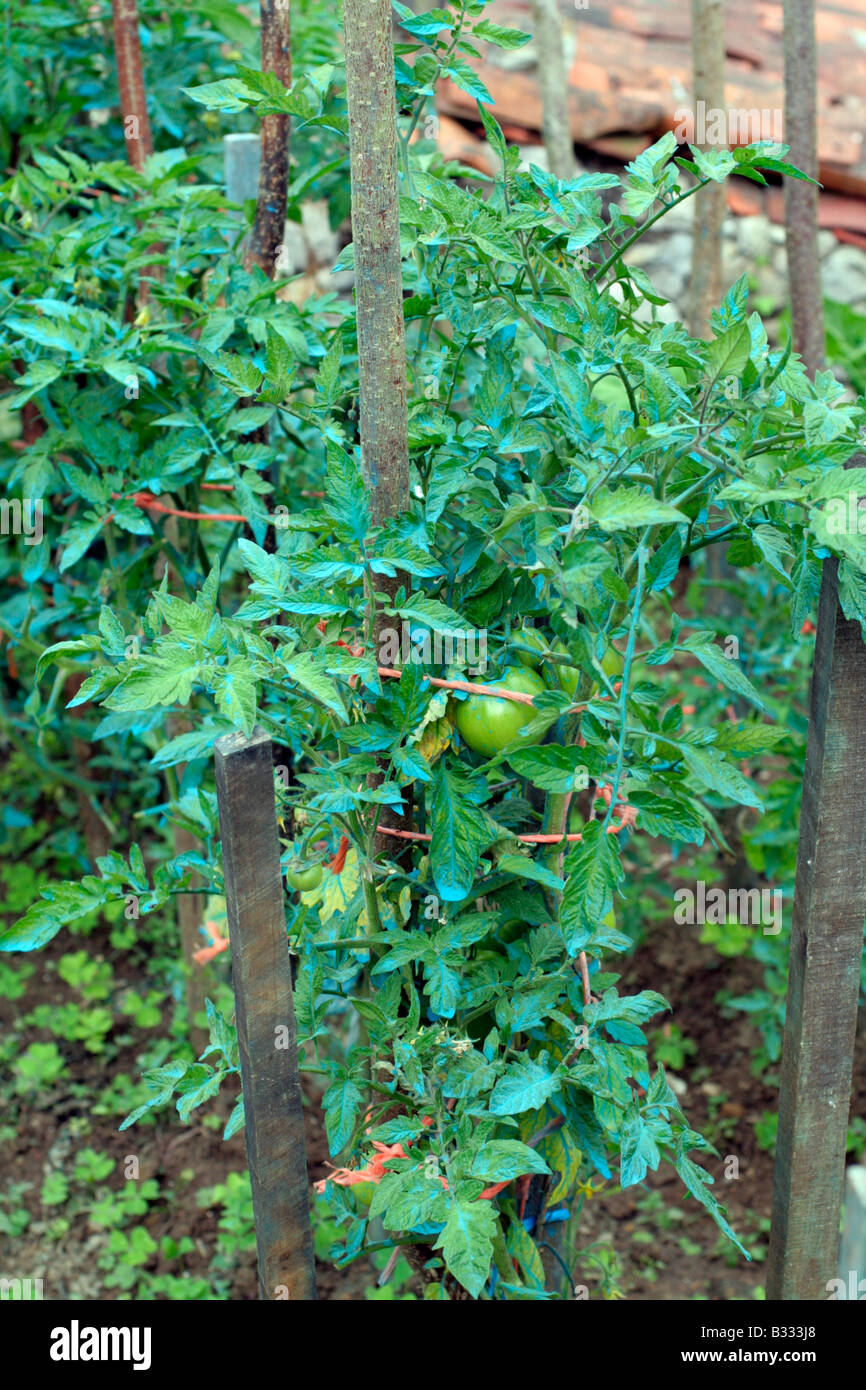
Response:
[[4, 865, 861, 1300]]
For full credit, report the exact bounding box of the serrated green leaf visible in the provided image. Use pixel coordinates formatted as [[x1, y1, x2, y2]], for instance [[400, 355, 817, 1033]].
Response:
[[681, 634, 769, 713], [590, 488, 688, 533], [434, 1198, 497, 1298], [489, 1057, 560, 1115], [469, 1139, 550, 1182], [560, 821, 623, 956]]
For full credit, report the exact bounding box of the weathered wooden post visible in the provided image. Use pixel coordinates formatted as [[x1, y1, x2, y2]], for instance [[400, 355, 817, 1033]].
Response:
[[765, 0, 866, 1302], [342, 0, 410, 529], [766, 565, 866, 1299], [214, 727, 317, 1301], [687, 0, 725, 337], [343, 0, 413, 857], [111, 0, 154, 170], [529, 0, 576, 181], [245, 0, 291, 275]]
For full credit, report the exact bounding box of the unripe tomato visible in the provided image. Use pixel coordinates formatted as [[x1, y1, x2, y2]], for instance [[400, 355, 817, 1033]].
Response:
[[600, 645, 624, 679], [351, 1180, 376, 1210], [286, 862, 323, 892], [454, 668, 546, 758], [498, 918, 527, 945], [514, 628, 547, 669], [584, 644, 624, 697], [544, 641, 581, 699]]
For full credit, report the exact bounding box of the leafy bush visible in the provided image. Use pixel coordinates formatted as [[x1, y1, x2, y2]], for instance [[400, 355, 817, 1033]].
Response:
[[3, 0, 865, 1300]]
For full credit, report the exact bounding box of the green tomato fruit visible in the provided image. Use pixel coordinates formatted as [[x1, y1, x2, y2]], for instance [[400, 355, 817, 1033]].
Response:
[[498, 918, 527, 945], [454, 668, 546, 758], [547, 641, 580, 699], [286, 862, 323, 893], [351, 1180, 376, 1209], [514, 627, 547, 669], [583, 643, 625, 698], [600, 645, 624, 679]]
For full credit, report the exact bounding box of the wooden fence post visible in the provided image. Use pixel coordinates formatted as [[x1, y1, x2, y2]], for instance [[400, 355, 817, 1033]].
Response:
[[765, 554, 866, 1299], [766, 0, 866, 1301], [214, 727, 317, 1301], [343, 0, 414, 857]]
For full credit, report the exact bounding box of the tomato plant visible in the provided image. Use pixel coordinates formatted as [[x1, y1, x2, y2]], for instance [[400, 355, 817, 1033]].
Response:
[[2, 0, 866, 1304]]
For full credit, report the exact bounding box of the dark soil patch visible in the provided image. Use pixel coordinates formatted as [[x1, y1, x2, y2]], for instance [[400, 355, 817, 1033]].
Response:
[[575, 915, 866, 1300]]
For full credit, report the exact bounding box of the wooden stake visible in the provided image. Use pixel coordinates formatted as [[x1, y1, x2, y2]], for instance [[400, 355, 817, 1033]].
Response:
[[343, 0, 410, 526], [215, 728, 317, 1301], [245, 0, 291, 276], [766, 548, 866, 1298], [530, 0, 576, 181], [767, 0, 866, 1302], [111, 0, 154, 171], [782, 0, 825, 375], [343, 0, 413, 857], [687, 0, 725, 337]]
